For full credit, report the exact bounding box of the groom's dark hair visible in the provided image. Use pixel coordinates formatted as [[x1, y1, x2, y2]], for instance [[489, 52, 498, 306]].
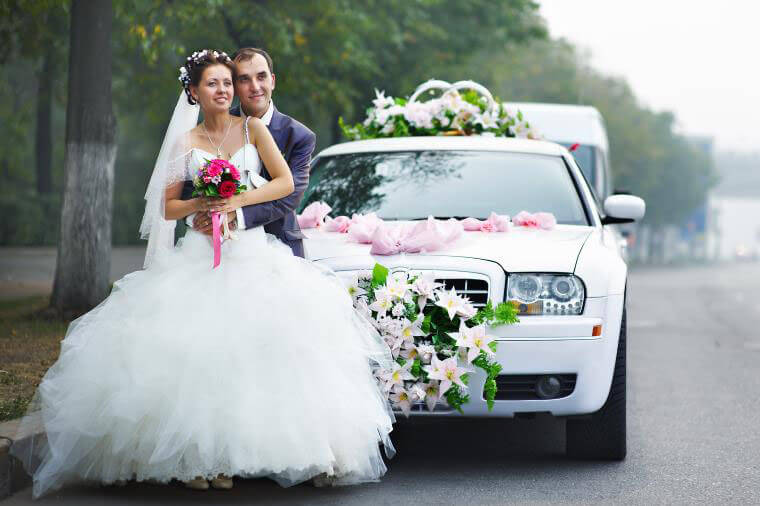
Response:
[[233, 47, 274, 74]]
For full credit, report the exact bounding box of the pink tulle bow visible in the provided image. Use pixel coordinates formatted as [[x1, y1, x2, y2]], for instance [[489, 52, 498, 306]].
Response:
[[347, 212, 385, 243], [296, 201, 332, 229], [461, 212, 510, 233], [513, 210, 557, 230], [369, 217, 463, 255], [324, 215, 352, 233]]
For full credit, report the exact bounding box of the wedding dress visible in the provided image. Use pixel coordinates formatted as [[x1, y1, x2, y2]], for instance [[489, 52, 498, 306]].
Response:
[[13, 123, 395, 498]]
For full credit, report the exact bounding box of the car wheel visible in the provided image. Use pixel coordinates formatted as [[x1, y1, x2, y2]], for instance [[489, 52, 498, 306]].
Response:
[[566, 307, 626, 460]]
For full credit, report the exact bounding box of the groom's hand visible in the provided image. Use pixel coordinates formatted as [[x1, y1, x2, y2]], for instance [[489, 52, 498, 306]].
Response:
[[193, 211, 237, 235]]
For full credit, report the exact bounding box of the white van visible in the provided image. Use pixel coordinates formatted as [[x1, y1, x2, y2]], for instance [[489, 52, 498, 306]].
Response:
[[507, 103, 612, 200]]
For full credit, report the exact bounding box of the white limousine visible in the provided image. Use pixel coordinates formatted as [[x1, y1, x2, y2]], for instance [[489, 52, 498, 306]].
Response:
[[300, 135, 645, 460]]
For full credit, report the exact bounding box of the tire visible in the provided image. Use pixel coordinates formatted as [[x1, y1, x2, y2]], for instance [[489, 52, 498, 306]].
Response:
[[566, 307, 626, 460]]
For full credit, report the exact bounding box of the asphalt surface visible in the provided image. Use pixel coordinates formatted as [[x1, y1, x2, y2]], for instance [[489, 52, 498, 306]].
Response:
[[3, 251, 759, 504]]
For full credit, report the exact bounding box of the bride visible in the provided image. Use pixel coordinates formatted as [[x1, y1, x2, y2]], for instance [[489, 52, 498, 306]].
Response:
[[13, 49, 395, 497]]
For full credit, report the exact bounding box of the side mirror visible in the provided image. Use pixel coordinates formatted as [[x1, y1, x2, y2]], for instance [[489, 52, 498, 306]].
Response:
[[601, 194, 645, 224]]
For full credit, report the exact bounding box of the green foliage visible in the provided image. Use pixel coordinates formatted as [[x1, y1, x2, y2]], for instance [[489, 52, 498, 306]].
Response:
[[371, 263, 389, 287]]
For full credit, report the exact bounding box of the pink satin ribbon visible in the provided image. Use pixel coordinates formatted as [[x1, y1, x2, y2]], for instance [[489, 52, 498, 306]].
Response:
[[461, 212, 510, 233], [369, 217, 463, 255], [212, 211, 221, 268]]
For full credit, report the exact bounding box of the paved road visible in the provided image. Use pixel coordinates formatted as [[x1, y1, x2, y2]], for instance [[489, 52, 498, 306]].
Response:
[[3, 253, 760, 504]]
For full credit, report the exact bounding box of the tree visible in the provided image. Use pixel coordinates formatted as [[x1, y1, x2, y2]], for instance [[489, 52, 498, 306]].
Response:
[[51, 0, 116, 315]]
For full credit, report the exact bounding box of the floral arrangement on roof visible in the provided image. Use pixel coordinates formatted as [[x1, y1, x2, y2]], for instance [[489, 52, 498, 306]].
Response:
[[340, 79, 540, 141]]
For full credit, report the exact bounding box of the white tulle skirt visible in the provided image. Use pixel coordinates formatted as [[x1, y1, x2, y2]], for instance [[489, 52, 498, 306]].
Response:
[[14, 227, 395, 498]]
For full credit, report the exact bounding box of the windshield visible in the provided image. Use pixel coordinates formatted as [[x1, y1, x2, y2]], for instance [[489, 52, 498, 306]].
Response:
[[302, 150, 589, 225], [560, 143, 595, 187]]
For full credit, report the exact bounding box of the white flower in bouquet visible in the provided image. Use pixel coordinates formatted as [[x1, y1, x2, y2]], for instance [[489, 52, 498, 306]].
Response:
[[418, 381, 441, 412], [403, 101, 435, 129], [410, 382, 427, 401], [372, 89, 395, 110], [400, 315, 425, 343], [380, 361, 415, 391], [458, 299, 478, 320], [390, 385, 413, 417], [369, 286, 394, 315], [346, 275, 367, 301], [380, 121, 395, 134], [434, 287, 470, 320], [511, 118, 530, 138], [386, 274, 412, 300], [412, 273, 441, 309], [415, 343, 436, 364], [391, 302, 406, 318], [474, 109, 499, 130], [399, 341, 419, 361], [423, 355, 471, 395], [451, 321, 496, 363]]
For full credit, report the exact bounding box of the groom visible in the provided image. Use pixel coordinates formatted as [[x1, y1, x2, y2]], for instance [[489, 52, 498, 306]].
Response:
[[188, 47, 316, 258]]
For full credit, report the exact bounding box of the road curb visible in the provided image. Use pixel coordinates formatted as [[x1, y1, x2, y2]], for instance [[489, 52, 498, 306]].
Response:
[[0, 418, 37, 499]]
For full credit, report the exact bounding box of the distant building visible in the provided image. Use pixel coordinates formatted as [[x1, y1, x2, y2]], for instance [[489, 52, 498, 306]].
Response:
[[706, 151, 760, 260]]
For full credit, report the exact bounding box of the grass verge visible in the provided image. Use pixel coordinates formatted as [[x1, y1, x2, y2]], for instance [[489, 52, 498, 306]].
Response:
[[0, 296, 68, 422]]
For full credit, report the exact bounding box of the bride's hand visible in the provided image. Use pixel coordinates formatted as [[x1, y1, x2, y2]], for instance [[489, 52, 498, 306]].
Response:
[[212, 194, 244, 214], [195, 197, 233, 214]]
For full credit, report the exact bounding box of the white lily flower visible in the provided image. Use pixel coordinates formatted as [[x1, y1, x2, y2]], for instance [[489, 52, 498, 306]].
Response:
[[391, 302, 406, 318], [380, 361, 415, 391], [399, 315, 425, 343], [434, 287, 467, 320], [369, 287, 393, 315], [451, 320, 496, 362], [418, 381, 440, 412], [416, 343, 436, 364], [372, 89, 395, 109], [423, 355, 471, 395], [346, 275, 367, 301], [390, 385, 413, 417], [412, 273, 441, 309], [458, 299, 478, 320], [386, 274, 412, 300], [410, 382, 427, 402], [399, 341, 419, 361]]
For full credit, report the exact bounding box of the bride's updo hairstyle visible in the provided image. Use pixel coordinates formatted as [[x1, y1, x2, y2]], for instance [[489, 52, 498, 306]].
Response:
[[178, 49, 235, 105]]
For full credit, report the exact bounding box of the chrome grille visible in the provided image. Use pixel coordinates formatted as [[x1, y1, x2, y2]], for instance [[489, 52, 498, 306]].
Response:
[[435, 278, 489, 307]]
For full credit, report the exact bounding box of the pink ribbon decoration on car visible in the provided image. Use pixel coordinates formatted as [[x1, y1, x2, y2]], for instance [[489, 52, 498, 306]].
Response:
[[346, 213, 385, 243], [296, 201, 332, 229], [324, 215, 352, 233], [211, 211, 221, 268], [461, 212, 510, 233], [512, 210, 557, 230], [369, 217, 464, 255]]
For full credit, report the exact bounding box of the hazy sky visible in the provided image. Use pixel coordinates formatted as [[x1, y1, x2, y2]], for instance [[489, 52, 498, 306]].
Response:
[[538, 0, 760, 153]]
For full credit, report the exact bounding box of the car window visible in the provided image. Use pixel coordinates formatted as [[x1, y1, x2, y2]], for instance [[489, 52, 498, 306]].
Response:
[[303, 150, 590, 225], [559, 143, 595, 188]]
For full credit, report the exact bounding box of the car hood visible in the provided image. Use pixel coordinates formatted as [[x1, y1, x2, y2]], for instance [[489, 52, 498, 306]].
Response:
[[303, 223, 593, 273]]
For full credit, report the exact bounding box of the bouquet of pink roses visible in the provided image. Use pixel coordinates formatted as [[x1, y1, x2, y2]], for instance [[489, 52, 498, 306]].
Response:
[[192, 158, 247, 268], [192, 158, 247, 198]]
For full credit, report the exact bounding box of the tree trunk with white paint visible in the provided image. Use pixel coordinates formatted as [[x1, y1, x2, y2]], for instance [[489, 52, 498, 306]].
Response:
[[51, 0, 116, 316]]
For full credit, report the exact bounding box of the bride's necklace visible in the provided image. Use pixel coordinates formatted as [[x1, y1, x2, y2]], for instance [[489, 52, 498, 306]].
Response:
[[201, 116, 233, 159]]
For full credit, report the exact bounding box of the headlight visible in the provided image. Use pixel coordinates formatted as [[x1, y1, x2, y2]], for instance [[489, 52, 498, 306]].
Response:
[[507, 274, 585, 315]]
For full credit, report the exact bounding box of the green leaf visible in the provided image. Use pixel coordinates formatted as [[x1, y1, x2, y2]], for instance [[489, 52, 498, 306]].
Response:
[[411, 358, 422, 377], [371, 263, 388, 287]]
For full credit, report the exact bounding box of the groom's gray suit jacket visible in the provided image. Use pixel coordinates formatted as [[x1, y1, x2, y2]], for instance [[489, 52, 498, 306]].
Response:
[[182, 105, 316, 258]]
